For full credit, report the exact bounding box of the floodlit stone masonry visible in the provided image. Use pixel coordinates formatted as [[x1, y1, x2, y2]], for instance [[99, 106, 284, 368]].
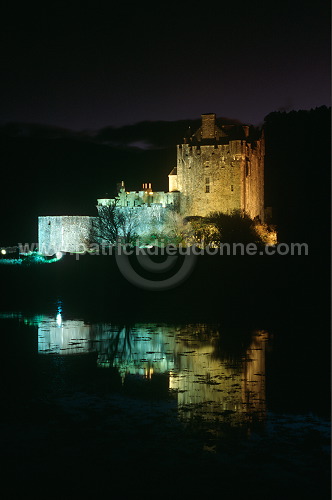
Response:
[[38, 216, 95, 255], [169, 113, 264, 221]]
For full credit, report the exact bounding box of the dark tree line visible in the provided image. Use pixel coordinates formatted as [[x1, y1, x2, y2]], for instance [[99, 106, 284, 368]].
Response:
[[263, 106, 331, 252]]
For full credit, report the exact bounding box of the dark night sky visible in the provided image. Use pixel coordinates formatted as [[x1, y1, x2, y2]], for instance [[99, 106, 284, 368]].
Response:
[[1, 2, 330, 130]]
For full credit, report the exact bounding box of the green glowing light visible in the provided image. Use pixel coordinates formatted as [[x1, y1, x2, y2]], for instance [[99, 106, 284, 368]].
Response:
[[0, 259, 23, 265], [0, 251, 63, 266]]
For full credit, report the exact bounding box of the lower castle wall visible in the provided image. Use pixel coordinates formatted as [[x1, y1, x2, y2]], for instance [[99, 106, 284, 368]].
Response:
[[124, 205, 169, 236], [38, 216, 96, 255], [38, 207, 173, 254]]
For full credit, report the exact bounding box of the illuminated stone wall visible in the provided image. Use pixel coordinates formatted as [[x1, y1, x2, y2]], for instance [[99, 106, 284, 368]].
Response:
[[169, 114, 265, 221], [38, 215, 95, 255], [38, 207, 174, 254], [131, 205, 171, 235], [113, 205, 170, 237], [175, 142, 243, 216]]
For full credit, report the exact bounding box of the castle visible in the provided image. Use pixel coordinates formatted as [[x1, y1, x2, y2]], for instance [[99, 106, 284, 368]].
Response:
[[39, 113, 264, 254]]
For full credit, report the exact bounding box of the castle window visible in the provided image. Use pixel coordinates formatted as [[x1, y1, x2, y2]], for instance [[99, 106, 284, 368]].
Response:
[[205, 177, 210, 193], [231, 185, 234, 192]]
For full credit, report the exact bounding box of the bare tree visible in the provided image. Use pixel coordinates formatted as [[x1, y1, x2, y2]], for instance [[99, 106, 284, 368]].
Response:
[[117, 207, 140, 244], [90, 202, 139, 246]]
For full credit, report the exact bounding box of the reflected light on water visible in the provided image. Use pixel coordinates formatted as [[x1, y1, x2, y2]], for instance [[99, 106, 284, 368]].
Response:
[[33, 314, 268, 426], [56, 313, 62, 327], [169, 330, 267, 424]]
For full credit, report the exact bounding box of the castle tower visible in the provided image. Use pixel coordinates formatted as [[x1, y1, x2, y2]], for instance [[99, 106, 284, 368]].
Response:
[[169, 113, 264, 221]]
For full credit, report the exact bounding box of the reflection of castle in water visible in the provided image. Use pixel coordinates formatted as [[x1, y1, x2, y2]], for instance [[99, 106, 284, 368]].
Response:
[[170, 329, 267, 423], [36, 314, 268, 424]]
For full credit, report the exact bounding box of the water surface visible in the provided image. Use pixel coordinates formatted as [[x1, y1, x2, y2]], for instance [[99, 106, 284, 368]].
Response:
[[1, 307, 330, 498]]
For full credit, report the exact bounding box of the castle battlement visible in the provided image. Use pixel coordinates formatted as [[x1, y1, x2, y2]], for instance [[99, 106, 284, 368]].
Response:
[[97, 182, 180, 210]]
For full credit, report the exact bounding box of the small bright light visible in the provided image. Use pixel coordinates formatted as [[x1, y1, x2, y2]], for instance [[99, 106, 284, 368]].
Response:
[[56, 251, 63, 259], [1, 249, 6, 255], [56, 313, 62, 327]]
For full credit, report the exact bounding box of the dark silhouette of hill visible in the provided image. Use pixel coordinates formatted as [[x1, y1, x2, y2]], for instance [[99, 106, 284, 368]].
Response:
[[0, 115, 243, 148], [95, 116, 243, 148]]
